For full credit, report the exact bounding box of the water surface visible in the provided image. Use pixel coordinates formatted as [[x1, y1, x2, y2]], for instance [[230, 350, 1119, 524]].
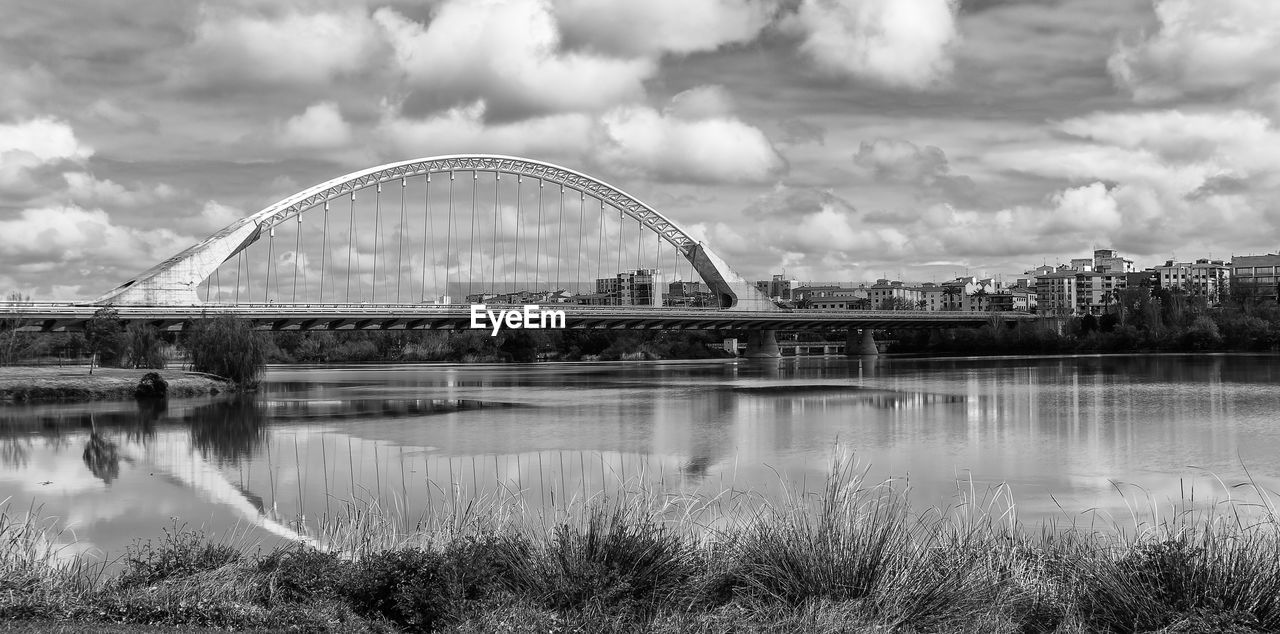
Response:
[[3, 354, 1278, 558]]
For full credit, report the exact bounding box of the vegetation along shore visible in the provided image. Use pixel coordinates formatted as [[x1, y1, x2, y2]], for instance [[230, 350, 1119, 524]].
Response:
[[4, 456, 1279, 633]]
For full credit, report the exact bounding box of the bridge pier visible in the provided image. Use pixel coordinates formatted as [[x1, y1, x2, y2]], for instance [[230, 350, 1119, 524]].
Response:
[[846, 328, 879, 356], [744, 330, 781, 359]]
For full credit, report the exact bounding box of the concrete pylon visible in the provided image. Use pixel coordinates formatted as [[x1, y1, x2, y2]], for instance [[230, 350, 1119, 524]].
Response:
[[846, 328, 879, 356], [745, 330, 781, 358]]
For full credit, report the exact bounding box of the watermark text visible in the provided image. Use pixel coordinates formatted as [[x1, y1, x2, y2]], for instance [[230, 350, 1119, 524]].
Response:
[[470, 304, 566, 336]]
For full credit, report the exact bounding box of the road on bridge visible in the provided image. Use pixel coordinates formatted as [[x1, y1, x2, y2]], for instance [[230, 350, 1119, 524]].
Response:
[[1, 302, 1038, 332]]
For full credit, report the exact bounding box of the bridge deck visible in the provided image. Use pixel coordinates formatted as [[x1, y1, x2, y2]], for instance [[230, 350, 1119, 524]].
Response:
[[1, 302, 1038, 332]]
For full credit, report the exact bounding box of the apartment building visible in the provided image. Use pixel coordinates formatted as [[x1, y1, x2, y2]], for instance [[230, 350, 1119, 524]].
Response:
[[1231, 253, 1280, 302], [1153, 258, 1230, 302], [594, 269, 663, 306], [754, 274, 796, 301]]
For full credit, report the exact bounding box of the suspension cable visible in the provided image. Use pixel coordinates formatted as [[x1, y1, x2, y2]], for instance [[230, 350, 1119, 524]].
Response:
[[515, 175, 523, 291], [396, 177, 406, 303], [345, 192, 356, 303], [293, 213, 303, 302], [594, 195, 604, 291], [535, 180, 543, 290], [320, 201, 330, 302], [468, 172, 477, 300], [555, 184, 564, 290], [372, 182, 383, 303], [491, 172, 500, 295], [445, 173, 455, 303], [421, 174, 433, 303], [265, 226, 275, 303]]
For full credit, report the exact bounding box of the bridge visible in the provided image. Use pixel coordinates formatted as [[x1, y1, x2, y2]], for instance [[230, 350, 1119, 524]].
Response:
[[2, 154, 1035, 357]]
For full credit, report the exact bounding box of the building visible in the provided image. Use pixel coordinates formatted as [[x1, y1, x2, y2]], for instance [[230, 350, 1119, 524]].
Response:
[[1036, 270, 1127, 316], [986, 291, 1036, 312], [919, 283, 946, 311], [666, 280, 717, 307], [937, 276, 998, 311], [868, 279, 922, 310], [754, 274, 795, 301], [1035, 271, 1078, 317], [1153, 258, 1230, 302], [1231, 253, 1280, 302], [806, 297, 870, 310], [1092, 248, 1135, 274], [594, 269, 663, 307], [793, 284, 868, 307]]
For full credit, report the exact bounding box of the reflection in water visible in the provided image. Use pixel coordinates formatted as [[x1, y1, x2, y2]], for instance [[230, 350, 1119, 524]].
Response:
[[2, 354, 1280, 557], [188, 398, 267, 465], [82, 432, 120, 485]]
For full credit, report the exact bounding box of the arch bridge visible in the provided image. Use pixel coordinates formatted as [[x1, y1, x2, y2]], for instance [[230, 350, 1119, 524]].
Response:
[[8, 154, 1037, 356]]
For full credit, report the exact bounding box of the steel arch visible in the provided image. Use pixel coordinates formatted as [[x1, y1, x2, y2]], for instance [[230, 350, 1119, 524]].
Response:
[[95, 154, 777, 310]]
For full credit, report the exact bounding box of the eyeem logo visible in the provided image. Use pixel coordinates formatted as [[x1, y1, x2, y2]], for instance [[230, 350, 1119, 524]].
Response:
[[470, 304, 567, 336]]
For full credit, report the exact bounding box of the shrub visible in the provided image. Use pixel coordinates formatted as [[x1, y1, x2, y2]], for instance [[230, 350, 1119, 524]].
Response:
[[134, 371, 167, 399], [339, 547, 449, 630], [117, 525, 241, 588], [183, 314, 266, 386], [257, 546, 347, 605], [532, 504, 693, 618], [1075, 533, 1280, 633]]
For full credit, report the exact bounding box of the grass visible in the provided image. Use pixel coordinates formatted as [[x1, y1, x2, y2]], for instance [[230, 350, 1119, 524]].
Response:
[[0, 366, 228, 402], [5, 452, 1280, 633]]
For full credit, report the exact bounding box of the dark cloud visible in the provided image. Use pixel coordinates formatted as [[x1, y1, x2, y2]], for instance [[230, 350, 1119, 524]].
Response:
[[777, 118, 825, 145], [852, 138, 978, 204]]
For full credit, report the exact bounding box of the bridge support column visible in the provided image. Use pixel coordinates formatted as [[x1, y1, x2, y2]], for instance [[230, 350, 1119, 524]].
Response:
[[846, 328, 879, 356], [745, 330, 781, 359]]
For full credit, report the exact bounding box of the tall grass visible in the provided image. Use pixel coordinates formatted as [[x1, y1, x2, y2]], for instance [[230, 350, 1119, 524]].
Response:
[[7, 455, 1280, 632]]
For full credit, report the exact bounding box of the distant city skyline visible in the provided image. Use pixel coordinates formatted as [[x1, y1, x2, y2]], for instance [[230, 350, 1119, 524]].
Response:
[[3, 0, 1280, 299]]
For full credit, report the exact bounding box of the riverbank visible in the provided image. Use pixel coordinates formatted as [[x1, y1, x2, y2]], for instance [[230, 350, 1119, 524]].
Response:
[[3, 463, 1277, 633], [0, 367, 230, 403]]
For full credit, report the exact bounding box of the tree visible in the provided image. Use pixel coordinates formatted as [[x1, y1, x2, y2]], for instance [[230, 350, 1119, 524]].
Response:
[[942, 285, 963, 310], [85, 307, 126, 374], [1, 292, 38, 364], [183, 314, 266, 386], [972, 287, 989, 311], [125, 323, 167, 369]]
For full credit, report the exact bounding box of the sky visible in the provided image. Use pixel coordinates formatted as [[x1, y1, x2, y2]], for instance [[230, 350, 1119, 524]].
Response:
[[3, 0, 1280, 299]]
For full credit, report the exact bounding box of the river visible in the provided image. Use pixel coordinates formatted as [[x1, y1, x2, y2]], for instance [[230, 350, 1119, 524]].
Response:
[[2, 353, 1278, 559]]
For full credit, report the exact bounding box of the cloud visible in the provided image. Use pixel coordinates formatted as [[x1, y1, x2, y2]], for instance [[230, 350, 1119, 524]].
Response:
[[1109, 0, 1280, 104], [1057, 109, 1280, 174], [852, 138, 977, 201], [373, 100, 594, 159], [697, 185, 916, 279], [590, 94, 787, 184], [376, 87, 786, 185], [553, 0, 774, 56], [198, 200, 245, 231], [0, 117, 93, 162], [186, 7, 387, 86], [277, 102, 353, 149], [0, 205, 188, 271], [785, 0, 959, 89], [0, 117, 93, 199], [62, 172, 179, 208], [374, 1, 653, 117], [777, 118, 826, 146], [664, 85, 737, 120]]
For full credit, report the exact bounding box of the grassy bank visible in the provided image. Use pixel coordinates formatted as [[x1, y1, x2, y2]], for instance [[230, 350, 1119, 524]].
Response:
[[5, 457, 1279, 633], [0, 367, 230, 403]]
